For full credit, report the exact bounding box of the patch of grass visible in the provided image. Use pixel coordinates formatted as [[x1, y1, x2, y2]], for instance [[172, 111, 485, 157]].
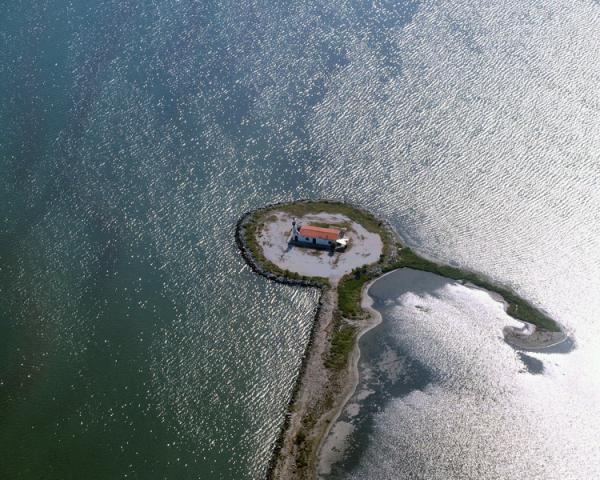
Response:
[[295, 436, 315, 469], [337, 268, 373, 318], [392, 247, 560, 332], [294, 409, 320, 470], [325, 325, 357, 370], [322, 390, 335, 411], [325, 311, 358, 370]]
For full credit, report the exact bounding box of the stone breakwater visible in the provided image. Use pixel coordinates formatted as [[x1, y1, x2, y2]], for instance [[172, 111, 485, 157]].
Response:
[[265, 294, 326, 480], [234, 199, 398, 479], [235, 199, 566, 480], [235, 201, 324, 479], [235, 198, 402, 288]]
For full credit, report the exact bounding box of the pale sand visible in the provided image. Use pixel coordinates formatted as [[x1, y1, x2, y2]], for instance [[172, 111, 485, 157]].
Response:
[[258, 212, 383, 283], [316, 275, 388, 477], [316, 270, 569, 477], [316, 421, 354, 476], [503, 323, 567, 350], [464, 282, 568, 350]]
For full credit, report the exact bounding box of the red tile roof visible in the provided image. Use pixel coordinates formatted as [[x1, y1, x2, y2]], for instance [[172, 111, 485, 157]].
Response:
[[299, 225, 340, 241]]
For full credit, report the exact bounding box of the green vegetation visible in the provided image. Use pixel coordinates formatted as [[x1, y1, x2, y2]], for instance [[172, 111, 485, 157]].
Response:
[[325, 312, 358, 370], [391, 247, 560, 331], [244, 200, 561, 480], [295, 436, 315, 469], [294, 410, 318, 470], [337, 268, 373, 318]]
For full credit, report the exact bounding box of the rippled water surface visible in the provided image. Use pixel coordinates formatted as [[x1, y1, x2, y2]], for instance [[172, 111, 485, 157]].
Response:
[[1, 0, 599, 479], [322, 269, 599, 479]]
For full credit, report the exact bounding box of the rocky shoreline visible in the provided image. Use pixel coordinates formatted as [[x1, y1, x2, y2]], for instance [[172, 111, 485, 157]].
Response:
[[235, 199, 567, 480], [235, 203, 325, 480], [234, 199, 397, 480], [235, 204, 324, 288]]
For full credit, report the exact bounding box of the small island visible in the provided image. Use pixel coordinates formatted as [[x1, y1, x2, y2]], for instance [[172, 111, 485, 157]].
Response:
[[235, 199, 566, 480]]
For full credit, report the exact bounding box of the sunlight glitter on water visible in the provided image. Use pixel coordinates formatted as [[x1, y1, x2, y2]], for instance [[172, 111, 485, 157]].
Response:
[[324, 269, 600, 480], [1, 0, 599, 478]]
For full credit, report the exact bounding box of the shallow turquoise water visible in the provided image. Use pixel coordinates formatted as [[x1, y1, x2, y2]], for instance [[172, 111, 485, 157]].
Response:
[[1, 0, 600, 479]]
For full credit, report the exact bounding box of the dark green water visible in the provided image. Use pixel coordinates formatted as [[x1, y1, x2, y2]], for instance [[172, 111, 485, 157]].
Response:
[[3, 1, 600, 479], [0, 1, 333, 478]]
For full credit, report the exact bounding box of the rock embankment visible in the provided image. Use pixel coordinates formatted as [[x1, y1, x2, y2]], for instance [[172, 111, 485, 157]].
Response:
[[235, 199, 566, 480], [235, 207, 322, 288], [235, 199, 395, 480]]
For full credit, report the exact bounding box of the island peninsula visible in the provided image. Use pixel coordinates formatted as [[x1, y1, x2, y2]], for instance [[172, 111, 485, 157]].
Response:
[[235, 199, 566, 480]]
